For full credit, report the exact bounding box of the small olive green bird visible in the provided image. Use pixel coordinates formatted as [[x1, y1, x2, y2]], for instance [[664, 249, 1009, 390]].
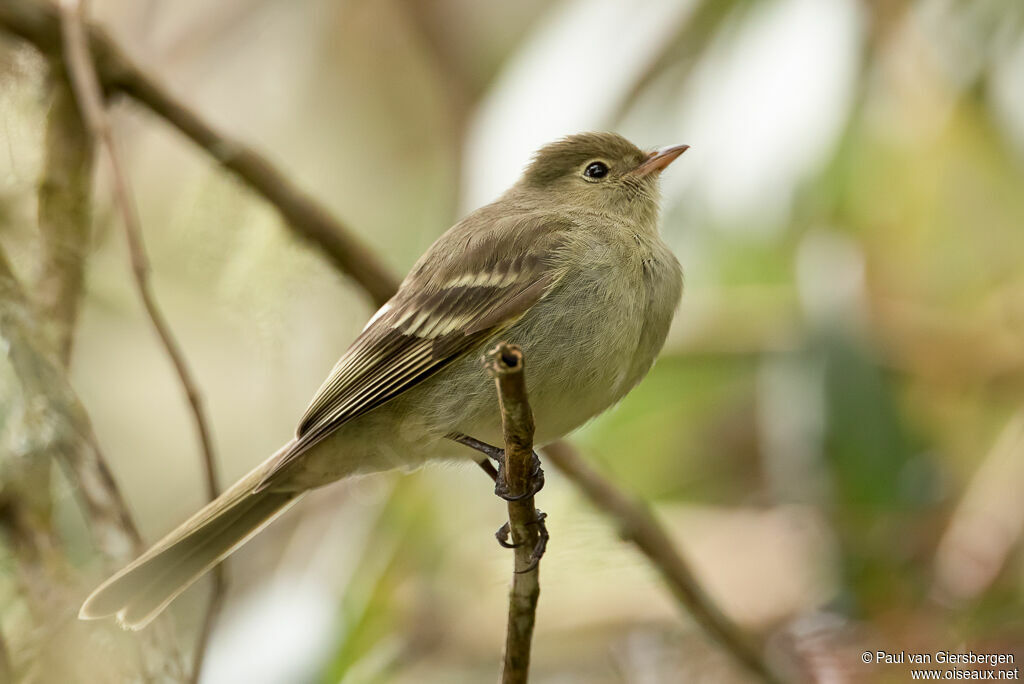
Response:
[[80, 132, 688, 629]]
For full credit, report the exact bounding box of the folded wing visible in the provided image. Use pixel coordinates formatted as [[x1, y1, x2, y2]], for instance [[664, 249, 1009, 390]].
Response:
[[257, 214, 572, 489]]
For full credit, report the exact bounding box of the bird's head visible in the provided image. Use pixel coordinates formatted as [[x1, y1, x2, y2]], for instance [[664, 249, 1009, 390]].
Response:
[[519, 132, 688, 226]]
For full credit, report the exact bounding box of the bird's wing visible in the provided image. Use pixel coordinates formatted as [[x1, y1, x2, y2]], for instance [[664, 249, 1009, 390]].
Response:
[[255, 214, 572, 490]]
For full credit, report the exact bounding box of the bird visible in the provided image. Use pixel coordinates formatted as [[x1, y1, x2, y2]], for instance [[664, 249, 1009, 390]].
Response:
[[79, 132, 688, 630]]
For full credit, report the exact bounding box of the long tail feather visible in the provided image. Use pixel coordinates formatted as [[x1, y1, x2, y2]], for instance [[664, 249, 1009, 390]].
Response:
[[80, 445, 302, 630]]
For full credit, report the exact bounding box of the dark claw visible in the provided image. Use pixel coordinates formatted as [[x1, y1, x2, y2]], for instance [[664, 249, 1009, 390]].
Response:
[[452, 433, 548, 564], [528, 451, 545, 495], [493, 450, 545, 502], [495, 521, 520, 549], [515, 511, 549, 574]]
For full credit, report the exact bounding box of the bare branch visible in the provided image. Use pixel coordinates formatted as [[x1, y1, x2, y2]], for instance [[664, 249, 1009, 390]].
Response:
[[0, 74, 94, 678], [54, 0, 214, 556], [542, 441, 786, 684], [2, 56, 191, 677], [485, 343, 544, 684], [34, 72, 94, 367], [0, 0, 399, 307], [0, 245, 141, 561], [0, 243, 183, 681], [56, 3, 224, 679]]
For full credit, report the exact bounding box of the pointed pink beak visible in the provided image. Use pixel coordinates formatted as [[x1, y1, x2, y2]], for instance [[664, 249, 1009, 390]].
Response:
[[632, 144, 690, 177]]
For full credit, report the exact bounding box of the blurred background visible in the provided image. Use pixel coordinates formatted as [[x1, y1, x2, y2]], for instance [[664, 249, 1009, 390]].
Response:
[[2, 0, 1024, 681]]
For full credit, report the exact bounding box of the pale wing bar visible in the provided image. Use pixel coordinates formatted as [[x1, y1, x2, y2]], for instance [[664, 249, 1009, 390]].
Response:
[[254, 271, 557, 491]]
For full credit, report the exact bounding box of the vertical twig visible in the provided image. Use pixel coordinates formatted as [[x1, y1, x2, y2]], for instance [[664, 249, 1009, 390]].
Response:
[[1, 244, 188, 682], [0, 70, 96, 672], [484, 343, 543, 684], [56, 2, 224, 680], [0, 78, 97, 667], [0, 243, 142, 562], [35, 71, 94, 367], [543, 441, 785, 684]]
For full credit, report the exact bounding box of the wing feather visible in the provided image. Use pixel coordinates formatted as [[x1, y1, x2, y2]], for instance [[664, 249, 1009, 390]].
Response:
[[254, 215, 571, 490]]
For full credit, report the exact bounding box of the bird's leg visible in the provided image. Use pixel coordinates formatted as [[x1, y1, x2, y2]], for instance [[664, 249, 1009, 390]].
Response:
[[477, 459, 499, 482], [447, 432, 545, 501], [448, 432, 548, 561], [448, 432, 504, 486], [449, 432, 504, 462]]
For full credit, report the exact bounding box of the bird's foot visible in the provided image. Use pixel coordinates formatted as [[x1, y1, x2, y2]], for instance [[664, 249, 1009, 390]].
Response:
[[495, 511, 549, 573], [448, 432, 545, 501], [450, 432, 549, 569], [492, 450, 545, 502]]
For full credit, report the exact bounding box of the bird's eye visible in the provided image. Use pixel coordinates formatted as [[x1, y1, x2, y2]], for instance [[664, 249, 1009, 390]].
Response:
[[583, 161, 609, 179]]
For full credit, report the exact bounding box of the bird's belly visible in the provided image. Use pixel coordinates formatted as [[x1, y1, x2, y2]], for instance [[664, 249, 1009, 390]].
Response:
[[497, 271, 655, 444], [277, 242, 680, 489]]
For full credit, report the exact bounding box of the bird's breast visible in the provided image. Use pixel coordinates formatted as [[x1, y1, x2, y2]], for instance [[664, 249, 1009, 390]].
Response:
[[507, 232, 682, 443]]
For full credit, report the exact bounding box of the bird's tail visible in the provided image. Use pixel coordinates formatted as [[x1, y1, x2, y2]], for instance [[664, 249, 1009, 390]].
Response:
[[79, 445, 303, 630]]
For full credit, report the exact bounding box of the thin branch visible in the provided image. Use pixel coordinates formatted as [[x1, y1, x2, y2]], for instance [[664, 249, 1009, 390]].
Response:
[[485, 343, 544, 684], [0, 243, 142, 562], [2, 18, 133, 571], [0, 72, 93, 679], [542, 441, 786, 684], [1, 243, 181, 681], [34, 70, 94, 367], [56, 3, 224, 680], [0, 0, 399, 307]]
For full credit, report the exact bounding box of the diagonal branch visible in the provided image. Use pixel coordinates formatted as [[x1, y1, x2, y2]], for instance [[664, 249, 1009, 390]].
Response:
[[56, 2, 223, 680], [542, 441, 785, 684], [484, 343, 544, 684], [0, 0, 399, 307]]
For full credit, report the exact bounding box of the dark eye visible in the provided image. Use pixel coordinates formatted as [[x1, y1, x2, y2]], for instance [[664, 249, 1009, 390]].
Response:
[[583, 161, 609, 179]]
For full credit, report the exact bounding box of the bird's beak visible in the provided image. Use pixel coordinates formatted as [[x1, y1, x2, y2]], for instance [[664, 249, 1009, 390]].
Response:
[[632, 144, 690, 177]]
